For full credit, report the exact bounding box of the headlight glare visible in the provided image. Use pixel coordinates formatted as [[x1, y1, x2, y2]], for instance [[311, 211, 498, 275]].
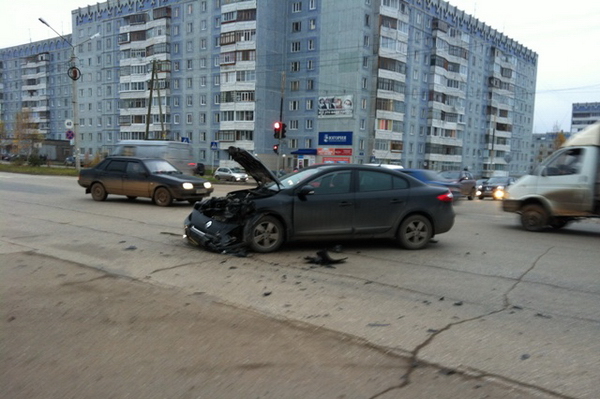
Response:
[[203, 182, 212, 189], [182, 182, 194, 190]]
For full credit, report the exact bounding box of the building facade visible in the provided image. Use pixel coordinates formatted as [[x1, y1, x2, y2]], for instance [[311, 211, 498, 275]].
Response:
[[0, 0, 537, 177], [571, 102, 600, 133]]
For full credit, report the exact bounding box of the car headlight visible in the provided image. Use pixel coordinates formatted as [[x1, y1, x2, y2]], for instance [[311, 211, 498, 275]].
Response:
[[182, 182, 194, 190], [203, 182, 212, 189]]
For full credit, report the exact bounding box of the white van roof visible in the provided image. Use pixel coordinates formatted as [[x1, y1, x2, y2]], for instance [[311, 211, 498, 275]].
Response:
[[562, 122, 600, 147]]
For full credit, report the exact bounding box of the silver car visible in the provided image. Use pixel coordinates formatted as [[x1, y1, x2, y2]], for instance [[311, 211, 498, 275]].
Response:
[[214, 167, 248, 182]]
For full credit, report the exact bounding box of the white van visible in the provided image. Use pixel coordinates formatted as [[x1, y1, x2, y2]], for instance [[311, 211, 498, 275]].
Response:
[[503, 122, 600, 230], [111, 140, 194, 174]]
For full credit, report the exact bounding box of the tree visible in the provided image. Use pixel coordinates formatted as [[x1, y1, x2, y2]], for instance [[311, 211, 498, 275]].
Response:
[[12, 110, 44, 164]]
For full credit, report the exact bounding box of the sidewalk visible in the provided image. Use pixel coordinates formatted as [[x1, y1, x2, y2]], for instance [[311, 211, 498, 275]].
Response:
[[1, 251, 555, 399]]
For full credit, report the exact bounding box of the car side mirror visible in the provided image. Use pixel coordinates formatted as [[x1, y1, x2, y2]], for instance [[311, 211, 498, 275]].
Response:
[[298, 185, 315, 197]]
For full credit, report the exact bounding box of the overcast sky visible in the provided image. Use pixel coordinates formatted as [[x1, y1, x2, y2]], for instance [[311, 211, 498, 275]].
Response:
[[1, 0, 598, 133]]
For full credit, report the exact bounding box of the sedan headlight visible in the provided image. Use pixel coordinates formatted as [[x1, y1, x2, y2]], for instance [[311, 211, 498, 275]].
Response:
[[182, 182, 194, 190], [203, 182, 212, 189]]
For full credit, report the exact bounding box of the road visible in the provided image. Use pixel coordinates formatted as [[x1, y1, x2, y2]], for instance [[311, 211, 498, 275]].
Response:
[[1, 172, 599, 398]]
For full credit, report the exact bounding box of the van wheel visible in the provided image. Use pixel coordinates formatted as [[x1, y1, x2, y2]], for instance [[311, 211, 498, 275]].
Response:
[[397, 215, 432, 250], [521, 204, 548, 231], [91, 183, 107, 201], [153, 187, 173, 207]]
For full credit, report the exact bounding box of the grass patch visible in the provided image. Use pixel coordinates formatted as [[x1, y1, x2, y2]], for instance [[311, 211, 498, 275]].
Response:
[[0, 163, 79, 177]]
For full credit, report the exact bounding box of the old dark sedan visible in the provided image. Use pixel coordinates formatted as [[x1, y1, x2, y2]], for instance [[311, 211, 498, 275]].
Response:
[[78, 156, 213, 206], [184, 147, 455, 253]]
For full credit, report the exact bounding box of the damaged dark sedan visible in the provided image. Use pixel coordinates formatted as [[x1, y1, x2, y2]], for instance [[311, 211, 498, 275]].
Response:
[[184, 147, 455, 253]]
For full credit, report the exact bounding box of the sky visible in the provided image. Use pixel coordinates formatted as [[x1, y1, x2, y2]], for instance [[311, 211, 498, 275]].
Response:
[[1, 0, 599, 133]]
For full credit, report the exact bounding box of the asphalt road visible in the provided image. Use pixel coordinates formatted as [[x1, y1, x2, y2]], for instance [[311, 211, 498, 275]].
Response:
[[1, 172, 599, 398]]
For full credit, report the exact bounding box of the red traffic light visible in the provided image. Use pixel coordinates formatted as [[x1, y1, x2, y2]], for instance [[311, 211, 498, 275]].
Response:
[[273, 144, 279, 154], [274, 121, 282, 130]]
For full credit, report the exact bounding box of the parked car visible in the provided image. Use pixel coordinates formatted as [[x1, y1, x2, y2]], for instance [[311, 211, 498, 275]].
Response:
[[438, 170, 477, 200], [64, 156, 75, 167], [77, 156, 213, 206], [476, 176, 516, 200], [214, 166, 249, 182], [184, 147, 455, 253], [398, 169, 461, 200]]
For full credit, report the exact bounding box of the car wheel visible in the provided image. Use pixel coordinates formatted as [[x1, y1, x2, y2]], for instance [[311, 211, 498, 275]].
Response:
[[479, 196, 484, 200], [520, 204, 548, 231], [248, 215, 284, 253], [126, 196, 137, 201], [91, 183, 107, 201], [397, 214, 432, 250], [153, 187, 173, 207]]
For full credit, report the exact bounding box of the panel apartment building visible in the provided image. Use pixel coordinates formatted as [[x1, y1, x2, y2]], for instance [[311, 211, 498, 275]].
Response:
[[0, 0, 537, 177]]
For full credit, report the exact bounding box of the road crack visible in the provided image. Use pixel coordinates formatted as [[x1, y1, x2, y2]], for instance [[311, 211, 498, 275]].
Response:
[[369, 246, 565, 399]]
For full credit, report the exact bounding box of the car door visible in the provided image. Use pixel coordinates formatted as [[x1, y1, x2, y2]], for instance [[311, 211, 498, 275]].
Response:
[[292, 170, 355, 237], [123, 160, 151, 198], [353, 170, 410, 234], [102, 159, 128, 194]]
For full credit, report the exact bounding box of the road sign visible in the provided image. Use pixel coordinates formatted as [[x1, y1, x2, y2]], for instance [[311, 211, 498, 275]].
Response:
[[65, 119, 73, 129], [66, 130, 74, 140], [181, 137, 190, 143], [210, 141, 218, 150]]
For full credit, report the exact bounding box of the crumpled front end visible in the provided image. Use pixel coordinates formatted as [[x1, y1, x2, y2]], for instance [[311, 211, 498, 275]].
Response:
[[183, 193, 257, 254]]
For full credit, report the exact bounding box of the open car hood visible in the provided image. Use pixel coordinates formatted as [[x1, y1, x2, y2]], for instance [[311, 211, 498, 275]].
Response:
[[227, 146, 281, 188]]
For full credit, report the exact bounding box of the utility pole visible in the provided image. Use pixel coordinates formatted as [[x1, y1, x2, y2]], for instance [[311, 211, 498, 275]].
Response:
[[39, 18, 99, 171], [276, 72, 285, 173]]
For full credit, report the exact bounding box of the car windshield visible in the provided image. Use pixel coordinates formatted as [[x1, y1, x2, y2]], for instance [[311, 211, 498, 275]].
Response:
[[144, 159, 182, 174], [230, 167, 244, 173], [265, 167, 322, 190], [486, 177, 509, 184]]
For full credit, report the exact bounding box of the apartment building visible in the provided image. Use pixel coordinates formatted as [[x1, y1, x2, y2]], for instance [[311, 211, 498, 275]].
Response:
[[0, 0, 537, 176], [571, 102, 600, 133]]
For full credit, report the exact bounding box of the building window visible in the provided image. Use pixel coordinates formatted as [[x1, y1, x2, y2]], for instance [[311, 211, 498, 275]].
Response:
[[309, 0, 316, 10], [306, 99, 314, 110], [187, 114, 193, 124], [291, 41, 301, 52], [306, 119, 313, 130], [291, 61, 300, 72], [306, 79, 314, 90], [290, 80, 300, 91], [308, 39, 315, 50], [307, 59, 314, 70], [292, 2, 302, 12], [290, 120, 299, 130], [292, 21, 301, 32], [289, 100, 300, 111]]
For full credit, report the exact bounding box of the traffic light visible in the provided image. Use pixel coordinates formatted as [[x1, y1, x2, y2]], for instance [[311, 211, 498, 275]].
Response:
[[273, 121, 282, 139], [273, 144, 279, 154], [280, 123, 287, 139]]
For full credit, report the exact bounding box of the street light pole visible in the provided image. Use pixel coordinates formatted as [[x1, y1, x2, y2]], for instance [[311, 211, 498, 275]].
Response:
[[39, 18, 99, 172]]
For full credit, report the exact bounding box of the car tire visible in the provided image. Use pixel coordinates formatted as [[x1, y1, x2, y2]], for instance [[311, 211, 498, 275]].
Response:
[[91, 183, 107, 201], [248, 215, 284, 253], [520, 204, 548, 231], [153, 187, 173, 207], [397, 214, 432, 250]]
